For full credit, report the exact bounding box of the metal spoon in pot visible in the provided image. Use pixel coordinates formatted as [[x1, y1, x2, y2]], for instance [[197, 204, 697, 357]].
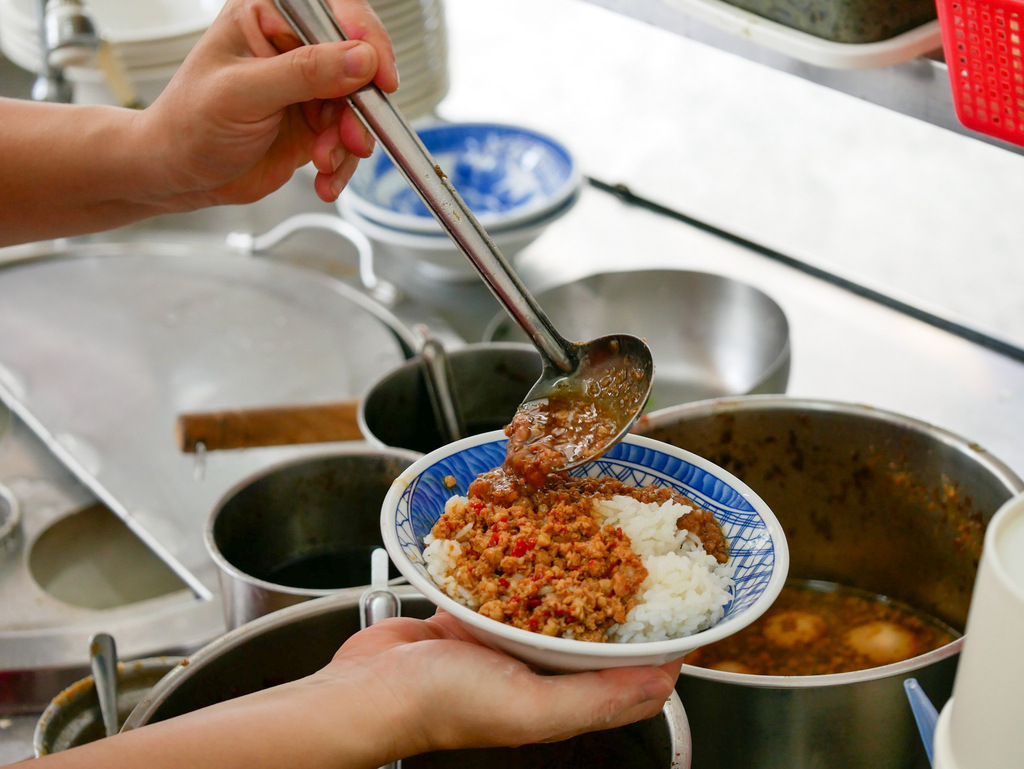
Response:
[[415, 325, 465, 445], [89, 632, 119, 738], [275, 0, 654, 473]]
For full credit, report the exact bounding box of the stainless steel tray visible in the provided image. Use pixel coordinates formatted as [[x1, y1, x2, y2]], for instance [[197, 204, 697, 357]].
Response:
[[0, 242, 413, 597], [0, 404, 221, 714]]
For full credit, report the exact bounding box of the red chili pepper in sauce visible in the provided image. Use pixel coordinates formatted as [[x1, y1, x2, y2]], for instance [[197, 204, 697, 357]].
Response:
[[511, 539, 529, 558], [497, 577, 510, 589]]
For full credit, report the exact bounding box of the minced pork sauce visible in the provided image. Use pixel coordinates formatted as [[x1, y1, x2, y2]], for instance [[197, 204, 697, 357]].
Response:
[[429, 469, 728, 642]]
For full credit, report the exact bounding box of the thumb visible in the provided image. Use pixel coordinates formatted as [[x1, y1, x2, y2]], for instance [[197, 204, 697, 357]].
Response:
[[242, 39, 378, 116]]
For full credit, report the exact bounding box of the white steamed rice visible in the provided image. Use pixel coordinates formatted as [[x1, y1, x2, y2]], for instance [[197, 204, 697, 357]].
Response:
[[422, 493, 735, 643], [597, 495, 734, 642]]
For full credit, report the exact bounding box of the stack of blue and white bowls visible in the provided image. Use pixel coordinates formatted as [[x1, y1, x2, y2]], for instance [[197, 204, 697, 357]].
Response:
[[338, 122, 583, 281]]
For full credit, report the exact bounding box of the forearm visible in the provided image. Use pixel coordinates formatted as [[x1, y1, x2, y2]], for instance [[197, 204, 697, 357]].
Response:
[[29, 675, 408, 769], [0, 98, 183, 246]]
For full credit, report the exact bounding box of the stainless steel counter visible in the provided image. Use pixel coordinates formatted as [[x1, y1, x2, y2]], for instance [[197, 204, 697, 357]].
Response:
[[3, 0, 1024, 761]]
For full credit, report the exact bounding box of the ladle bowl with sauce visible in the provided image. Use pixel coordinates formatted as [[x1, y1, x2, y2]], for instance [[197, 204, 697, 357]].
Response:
[[504, 333, 654, 486]]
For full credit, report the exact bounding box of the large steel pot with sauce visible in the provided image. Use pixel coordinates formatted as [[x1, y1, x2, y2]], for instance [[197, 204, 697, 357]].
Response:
[[636, 396, 1024, 769], [123, 588, 692, 768]]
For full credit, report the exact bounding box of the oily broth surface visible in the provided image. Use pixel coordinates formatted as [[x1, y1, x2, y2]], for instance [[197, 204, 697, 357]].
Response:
[[683, 579, 959, 676]]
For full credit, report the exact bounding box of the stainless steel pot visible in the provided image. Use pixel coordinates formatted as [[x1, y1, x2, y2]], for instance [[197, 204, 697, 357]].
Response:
[[484, 270, 791, 410], [206, 447, 421, 629], [123, 589, 692, 768], [635, 396, 1024, 769], [358, 342, 542, 454], [34, 656, 181, 755]]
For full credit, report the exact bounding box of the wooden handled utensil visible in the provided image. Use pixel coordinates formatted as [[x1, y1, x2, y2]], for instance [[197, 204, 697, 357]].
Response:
[[175, 401, 362, 453]]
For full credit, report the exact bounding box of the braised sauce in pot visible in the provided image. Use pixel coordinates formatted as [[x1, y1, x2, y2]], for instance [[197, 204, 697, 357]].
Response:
[[683, 579, 959, 676]]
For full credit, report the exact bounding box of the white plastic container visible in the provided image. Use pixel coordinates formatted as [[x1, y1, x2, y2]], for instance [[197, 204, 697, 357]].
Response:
[[932, 492, 1024, 769]]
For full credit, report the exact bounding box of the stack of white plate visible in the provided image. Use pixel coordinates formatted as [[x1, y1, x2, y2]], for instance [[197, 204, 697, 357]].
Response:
[[0, 0, 223, 105], [373, 0, 449, 120], [0, 0, 446, 117]]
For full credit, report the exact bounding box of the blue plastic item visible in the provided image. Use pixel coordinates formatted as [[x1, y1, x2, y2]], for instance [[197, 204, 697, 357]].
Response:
[[904, 677, 939, 766]]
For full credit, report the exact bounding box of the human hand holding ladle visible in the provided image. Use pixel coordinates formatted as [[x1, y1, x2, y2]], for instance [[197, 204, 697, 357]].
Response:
[[275, 0, 654, 473]]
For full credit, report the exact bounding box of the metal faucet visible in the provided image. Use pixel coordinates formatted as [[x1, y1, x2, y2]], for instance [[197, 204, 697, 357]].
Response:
[[31, 0, 100, 102]]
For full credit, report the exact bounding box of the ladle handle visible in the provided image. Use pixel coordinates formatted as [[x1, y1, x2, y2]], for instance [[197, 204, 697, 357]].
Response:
[[417, 327, 466, 444], [274, 0, 576, 373]]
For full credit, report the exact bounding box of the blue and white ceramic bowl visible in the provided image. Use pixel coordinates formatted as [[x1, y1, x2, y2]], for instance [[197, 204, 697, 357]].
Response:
[[338, 187, 581, 282], [342, 122, 583, 234], [381, 431, 788, 671]]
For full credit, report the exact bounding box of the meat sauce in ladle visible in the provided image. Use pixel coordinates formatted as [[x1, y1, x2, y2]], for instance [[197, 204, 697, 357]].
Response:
[[503, 335, 653, 487], [271, 0, 655, 484]]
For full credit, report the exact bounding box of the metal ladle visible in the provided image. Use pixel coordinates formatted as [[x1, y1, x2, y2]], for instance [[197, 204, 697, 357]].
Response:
[[88, 632, 119, 738], [275, 0, 654, 470], [415, 324, 465, 445]]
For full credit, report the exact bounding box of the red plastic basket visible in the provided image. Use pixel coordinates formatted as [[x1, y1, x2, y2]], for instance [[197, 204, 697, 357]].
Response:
[[936, 0, 1024, 145]]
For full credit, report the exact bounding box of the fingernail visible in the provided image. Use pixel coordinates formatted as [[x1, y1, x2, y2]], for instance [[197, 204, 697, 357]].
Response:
[[330, 170, 346, 198], [330, 147, 343, 172], [330, 154, 360, 198], [345, 44, 373, 78], [389, 59, 401, 89]]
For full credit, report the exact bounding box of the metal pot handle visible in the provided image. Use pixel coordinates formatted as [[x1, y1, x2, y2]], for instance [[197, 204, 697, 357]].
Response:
[[225, 212, 400, 306]]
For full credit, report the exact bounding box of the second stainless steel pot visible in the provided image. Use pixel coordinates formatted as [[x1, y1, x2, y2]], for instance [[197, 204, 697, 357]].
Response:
[[636, 396, 1024, 769], [359, 342, 542, 454], [123, 589, 692, 768], [206, 446, 420, 628]]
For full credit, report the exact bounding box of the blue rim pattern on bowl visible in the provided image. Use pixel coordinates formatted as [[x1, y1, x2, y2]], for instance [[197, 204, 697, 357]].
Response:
[[391, 433, 777, 623], [345, 122, 582, 232]]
